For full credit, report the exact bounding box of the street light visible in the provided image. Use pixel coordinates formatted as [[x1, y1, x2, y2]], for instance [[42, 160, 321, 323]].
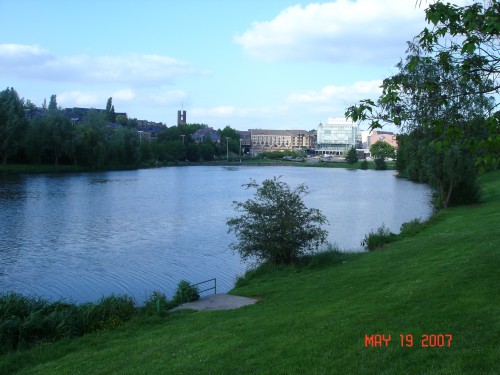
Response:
[[239, 139, 242, 163]]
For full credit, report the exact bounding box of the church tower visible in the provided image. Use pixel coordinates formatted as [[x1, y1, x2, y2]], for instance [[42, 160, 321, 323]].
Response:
[[177, 110, 186, 126]]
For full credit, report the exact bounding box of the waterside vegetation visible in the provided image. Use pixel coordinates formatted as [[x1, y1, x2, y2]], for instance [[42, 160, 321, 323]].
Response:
[[1, 170, 498, 374]]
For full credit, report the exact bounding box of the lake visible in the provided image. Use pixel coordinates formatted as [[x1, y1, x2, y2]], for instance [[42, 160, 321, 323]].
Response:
[[0, 166, 432, 303]]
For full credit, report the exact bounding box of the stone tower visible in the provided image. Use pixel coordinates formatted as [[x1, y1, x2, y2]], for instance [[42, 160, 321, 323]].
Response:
[[177, 110, 186, 126]]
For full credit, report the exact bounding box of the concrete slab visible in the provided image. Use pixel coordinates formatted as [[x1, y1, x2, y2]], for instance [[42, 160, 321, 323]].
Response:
[[171, 294, 258, 311]]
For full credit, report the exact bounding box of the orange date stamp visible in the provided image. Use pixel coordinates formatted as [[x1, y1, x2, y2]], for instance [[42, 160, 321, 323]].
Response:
[[364, 334, 453, 347]]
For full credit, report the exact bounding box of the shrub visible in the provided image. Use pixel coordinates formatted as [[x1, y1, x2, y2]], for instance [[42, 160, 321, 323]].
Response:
[[361, 224, 397, 251], [374, 158, 387, 170], [79, 294, 136, 332], [360, 159, 369, 170], [345, 147, 358, 167], [173, 280, 200, 305], [399, 218, 425, 237], [227, 177, 328, 265], [0, 293, 137, 353], [142, 291, 172, 316]]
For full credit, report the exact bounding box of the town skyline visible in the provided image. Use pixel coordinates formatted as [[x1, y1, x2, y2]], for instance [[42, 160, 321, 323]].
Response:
[[0, 0, 463, 131]]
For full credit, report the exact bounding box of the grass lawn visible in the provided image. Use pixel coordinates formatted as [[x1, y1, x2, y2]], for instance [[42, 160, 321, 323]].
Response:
[[1, 172, 498, 374]]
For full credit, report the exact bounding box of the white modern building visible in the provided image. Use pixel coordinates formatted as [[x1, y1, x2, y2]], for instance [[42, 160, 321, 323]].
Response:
[[316, 117, 358, 155]]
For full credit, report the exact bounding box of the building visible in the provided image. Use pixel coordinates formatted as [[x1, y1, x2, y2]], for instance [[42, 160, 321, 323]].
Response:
[[316, 117, 358, 155], [249, 129, 316, 155], [238, 130, 252, 154], [177, 110, 187, 126], [368, 130, 398, 148], [136, 121, 167, 142], [192, 127, 220, 143]]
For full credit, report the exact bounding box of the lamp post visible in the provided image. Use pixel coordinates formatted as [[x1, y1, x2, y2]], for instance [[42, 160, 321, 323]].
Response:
[[226, 137, 229, 162], [239, 139, 242, 163]]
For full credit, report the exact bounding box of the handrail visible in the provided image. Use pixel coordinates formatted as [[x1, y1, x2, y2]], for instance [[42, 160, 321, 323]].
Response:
[[191, 278, 217, 295]]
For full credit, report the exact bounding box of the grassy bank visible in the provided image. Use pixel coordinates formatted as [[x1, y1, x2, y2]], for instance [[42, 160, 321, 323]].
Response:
[[1, 172, 498, 374]]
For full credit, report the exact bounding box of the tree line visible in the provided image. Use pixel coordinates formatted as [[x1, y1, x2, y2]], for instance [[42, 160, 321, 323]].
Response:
[[0, 89, 242, 169]]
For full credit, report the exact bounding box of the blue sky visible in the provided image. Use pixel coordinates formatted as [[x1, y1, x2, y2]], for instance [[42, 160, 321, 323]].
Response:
[[0, 0, 451, 131]]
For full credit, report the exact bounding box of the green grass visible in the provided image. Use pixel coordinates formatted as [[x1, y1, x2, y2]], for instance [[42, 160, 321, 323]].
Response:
[[1, 172, 498, 374]]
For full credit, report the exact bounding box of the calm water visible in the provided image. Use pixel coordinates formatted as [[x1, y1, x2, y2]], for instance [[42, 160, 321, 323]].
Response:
[[0, 166, 432, 303]]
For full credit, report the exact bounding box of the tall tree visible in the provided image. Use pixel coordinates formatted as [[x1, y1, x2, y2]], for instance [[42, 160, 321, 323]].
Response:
[[44, 111, 74, 165], [345, 146, 359, 167], [76, 110, 109, 169], [345, 0, 498, 207], [0, 87, 28, 165], [48, 94, 58, 112], [346, 0, 498, 172], [105, 97, 116, 122], [220, 125, 240, 153]]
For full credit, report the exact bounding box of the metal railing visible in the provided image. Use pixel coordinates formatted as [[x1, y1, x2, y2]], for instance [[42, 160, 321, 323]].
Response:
[[176, 278, 217, 306], [192, 278, 217, 296]]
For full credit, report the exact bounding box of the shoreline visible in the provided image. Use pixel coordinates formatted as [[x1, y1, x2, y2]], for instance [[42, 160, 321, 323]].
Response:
[[0, 159, 396, 175]]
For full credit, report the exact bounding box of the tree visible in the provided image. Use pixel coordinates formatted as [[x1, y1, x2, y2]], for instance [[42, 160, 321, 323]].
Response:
[[417, 0, 499, 172], [75, 110, 109, 169], [345, 146, 359, 166], [370, 141, 395, 160], [185, 143, 200, 162], [48, 94, 58, 112], [109, 127, 140, 166], [346, 0, 498, 172], [105, 97, 116, 123], [227, 177, 328, 265], [199, 142, 215, 161], [220, 125, 240, 153], [44, 111, 74, 165], [0, 87, 28, 165], [345, 0, 498, 207]]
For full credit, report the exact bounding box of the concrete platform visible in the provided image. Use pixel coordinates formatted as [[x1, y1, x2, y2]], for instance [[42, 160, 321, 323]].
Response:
[[171, 294, 258, 311]]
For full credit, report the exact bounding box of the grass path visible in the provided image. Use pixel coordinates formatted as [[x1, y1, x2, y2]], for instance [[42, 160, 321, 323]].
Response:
[[1, 172, 498, 374]]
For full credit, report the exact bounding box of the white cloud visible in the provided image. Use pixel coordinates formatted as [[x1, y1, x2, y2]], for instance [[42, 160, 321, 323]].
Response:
[[148, 90, 188, 105], [191, 105, 285, 118], [112, 89, 136, 101], [288, 79, 383, 104], [286, 79, 383, 120], [57, 91, 101, 107], [57, 88, 188, 111], [0, 44, 49, 61], [234, 0, 427, 63], [0, 44, 200, 85]]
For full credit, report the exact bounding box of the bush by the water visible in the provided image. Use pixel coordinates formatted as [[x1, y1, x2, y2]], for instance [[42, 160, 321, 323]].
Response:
[[399, 218, 425, 237], [142, 291, 174, 316], [0, 293, 136, 353], [361, 224, 397, 251], [374, 158, 387, 170], [173, 280, 200, 305], [227, 177, 328, 265], [0, 285, 195, 353]]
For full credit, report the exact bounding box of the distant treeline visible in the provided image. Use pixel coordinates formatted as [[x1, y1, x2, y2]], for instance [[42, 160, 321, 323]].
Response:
[[0, 87, 242, 169]]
